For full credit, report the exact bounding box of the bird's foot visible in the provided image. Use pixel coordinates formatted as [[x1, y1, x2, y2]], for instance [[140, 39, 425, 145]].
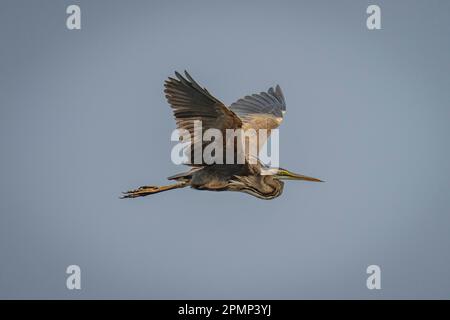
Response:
[[120, 186, 160, 199]]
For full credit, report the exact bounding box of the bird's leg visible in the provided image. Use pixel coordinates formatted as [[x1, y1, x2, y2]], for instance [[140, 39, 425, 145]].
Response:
[[120, 182, 187, 199]]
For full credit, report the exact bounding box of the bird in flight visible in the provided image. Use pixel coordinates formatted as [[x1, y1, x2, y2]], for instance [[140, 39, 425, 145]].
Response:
[[122, 71, 322, 200]]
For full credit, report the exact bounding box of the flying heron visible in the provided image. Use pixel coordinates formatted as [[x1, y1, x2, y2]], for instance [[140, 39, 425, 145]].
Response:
[[122, 71, 323, 200]]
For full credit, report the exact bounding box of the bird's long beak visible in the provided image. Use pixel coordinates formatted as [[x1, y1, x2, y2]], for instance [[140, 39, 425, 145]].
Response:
[[276, 168, 324, 182]]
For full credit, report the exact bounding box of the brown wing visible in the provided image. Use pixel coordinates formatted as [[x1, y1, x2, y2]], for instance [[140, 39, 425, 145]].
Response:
[[229, 85, 286, 133], [229, 85, 286, 160], [164, 71, 242, 166]]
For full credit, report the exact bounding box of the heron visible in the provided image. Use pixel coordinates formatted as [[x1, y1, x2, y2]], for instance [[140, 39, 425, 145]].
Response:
[[121, 71, 323, 200]]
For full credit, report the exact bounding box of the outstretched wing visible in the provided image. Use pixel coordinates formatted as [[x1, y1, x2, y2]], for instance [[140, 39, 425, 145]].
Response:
[[229, 85, 286, 159], [164, 71, 242, 166], [229, 85, 286, 132]]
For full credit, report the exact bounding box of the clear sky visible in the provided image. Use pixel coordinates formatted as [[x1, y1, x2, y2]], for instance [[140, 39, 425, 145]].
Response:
[[1, 0, 449, 298]]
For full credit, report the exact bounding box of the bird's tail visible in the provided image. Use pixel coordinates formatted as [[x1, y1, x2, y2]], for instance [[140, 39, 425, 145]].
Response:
[[120, 182, 187, 199]]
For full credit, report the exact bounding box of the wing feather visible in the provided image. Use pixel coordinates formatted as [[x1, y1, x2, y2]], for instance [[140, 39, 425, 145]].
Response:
[[164, 71, 242, 166], [230, 85, 286, 130], [229, 85, 287, 159]]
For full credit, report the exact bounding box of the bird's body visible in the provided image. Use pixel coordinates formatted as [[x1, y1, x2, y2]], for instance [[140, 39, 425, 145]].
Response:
[[172, 163, 283, 199], [122, 71, 322, 200]]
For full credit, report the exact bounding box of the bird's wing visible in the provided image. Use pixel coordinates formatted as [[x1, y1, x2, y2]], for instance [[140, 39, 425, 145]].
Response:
[[229, 85, 286, 158], [164, 71, 242, 166], [229, 85, 286, 130]]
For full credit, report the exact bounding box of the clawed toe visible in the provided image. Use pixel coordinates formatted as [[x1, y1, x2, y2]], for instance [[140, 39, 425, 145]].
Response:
[[120, 186, 160, 199], [138, 186, 158, 191], [120, 183, 185, 199]]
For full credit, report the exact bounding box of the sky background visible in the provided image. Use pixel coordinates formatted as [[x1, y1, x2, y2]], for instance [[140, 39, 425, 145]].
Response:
[[1, 0, 449, 299]]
